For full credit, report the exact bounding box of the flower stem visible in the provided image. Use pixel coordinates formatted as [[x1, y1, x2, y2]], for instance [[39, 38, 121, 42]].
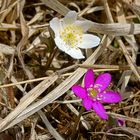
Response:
[[68, 107, 85, 140]]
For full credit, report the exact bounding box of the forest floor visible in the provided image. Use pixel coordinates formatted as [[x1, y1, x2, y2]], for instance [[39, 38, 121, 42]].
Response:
[[0, 0, 140, 139]]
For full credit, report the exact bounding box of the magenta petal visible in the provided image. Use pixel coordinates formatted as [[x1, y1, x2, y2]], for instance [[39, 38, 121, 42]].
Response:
[[72, 85, 87, 99], [92, 101, 108, 120], [84, 69, 94, 89], [83, 98, 93, 110], [99, 91, 122, 103], [94, 73, 111, 93], [117, 119, 125, 126]]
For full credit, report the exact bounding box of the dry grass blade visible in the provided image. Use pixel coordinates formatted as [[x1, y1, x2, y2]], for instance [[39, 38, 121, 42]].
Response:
[[78, 0, 96, 16], [41, 0, 70, 16], [67, 103, 90, 130], [117, 70, 132, 99], [116, 0, 140, 82], [17, 5, 34, 80], [38, 110, 64, 140], [108, 112, 140, 124], [0, 0, 140, 139], [0, 0, 19, 22], [116, 37, 140, 81], [109, 127, 140, 138], [102, 0, 140, 81], [0, 74, 58, 131], [123, 0, 140, 20], [0, 23, 19, 30], [0, 43, 15, 55], [42, 0, 140, 36], [0, 76, 49, 88], [1, 64, 139, 89], [91, 131, 131, 139]]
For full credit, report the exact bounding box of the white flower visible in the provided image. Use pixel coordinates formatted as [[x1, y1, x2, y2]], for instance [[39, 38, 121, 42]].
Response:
[[50, 11, 100, 59]]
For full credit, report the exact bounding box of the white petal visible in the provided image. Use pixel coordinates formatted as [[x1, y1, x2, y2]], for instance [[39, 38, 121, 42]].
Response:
[[75, 20, 93, 32], [55, 36, 85, 59], [63, 11, 77, 25], [65, 48, 85, 59], [50, 17, 60, 36], [79, 34, 100, 49], [55, 36, 67, 52]]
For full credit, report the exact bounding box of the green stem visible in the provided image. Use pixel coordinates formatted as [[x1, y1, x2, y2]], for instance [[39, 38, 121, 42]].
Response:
[[68, 107, 85, 140]]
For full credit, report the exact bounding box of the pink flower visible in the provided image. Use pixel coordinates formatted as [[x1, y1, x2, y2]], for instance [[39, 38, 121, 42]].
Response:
[[117, 119, 125, 126], [72, 69, 122, 120]]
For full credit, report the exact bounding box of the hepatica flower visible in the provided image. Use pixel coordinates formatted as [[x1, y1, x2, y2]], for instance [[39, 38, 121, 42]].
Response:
[[50, 11, 100, 59], [117, 119, 125, 126], [72, 69, 122, 120]]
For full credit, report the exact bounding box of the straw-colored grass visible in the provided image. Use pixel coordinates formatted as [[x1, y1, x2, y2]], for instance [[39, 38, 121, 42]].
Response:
[[0, 0, 139, 139]]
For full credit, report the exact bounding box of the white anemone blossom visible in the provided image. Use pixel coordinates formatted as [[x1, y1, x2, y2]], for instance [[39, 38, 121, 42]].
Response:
[[50, 11, 100, 59]]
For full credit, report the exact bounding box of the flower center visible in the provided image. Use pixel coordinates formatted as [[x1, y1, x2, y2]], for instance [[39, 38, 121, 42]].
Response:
[[88, 88, 98, 98], [60, 24, 83, 48]]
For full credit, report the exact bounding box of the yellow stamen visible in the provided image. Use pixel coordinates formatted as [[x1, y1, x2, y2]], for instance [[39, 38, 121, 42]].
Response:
[[60, 24, 83, 48], [89, 88, 97, 97]]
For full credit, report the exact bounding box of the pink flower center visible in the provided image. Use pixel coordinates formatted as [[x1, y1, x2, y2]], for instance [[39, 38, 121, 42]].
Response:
[[88, 88, 98, 98], [87, 88, 103, 101]]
